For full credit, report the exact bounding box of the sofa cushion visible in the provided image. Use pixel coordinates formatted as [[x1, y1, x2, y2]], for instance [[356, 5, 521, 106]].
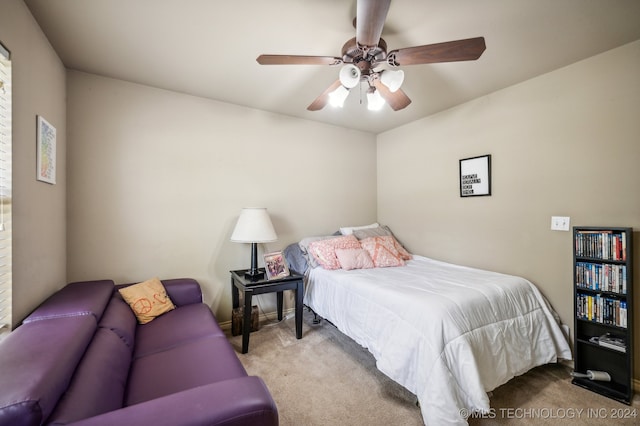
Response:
[[126, 336, 248, 406], [22, 280, 114, 323], [133, 303, 225, 358], [118, 278, 176, 324], [98, 296, 137, 351], [0, 316, 97, 426], [47, 328, 132, 425]]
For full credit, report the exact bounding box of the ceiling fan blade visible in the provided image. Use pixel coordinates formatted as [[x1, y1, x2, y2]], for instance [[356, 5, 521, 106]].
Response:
[[387, 37, 486, 66], [356, 0, 391, 48], [373, 78, 411, 111], [307, 80, 343, 111], [256, 55, 343, 66]]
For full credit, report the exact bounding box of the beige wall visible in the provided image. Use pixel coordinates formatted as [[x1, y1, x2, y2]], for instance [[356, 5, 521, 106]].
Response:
[[378, 40, 640, 378], [0, 0, 67, 324], [66, 71, 377, 321]]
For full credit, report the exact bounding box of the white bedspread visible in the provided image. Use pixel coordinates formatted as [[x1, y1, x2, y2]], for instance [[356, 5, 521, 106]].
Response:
[[304, 255, 572, 426]]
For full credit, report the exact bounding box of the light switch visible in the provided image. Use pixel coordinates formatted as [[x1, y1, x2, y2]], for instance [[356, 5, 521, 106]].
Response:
[[551, 216, 570, 231]]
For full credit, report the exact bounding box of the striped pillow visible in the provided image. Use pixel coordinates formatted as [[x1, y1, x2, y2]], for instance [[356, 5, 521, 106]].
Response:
[[360, 236, 405, 268]]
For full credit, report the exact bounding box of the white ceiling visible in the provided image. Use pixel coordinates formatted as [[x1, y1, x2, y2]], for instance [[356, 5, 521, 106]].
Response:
[[24, 0, 640, 134]]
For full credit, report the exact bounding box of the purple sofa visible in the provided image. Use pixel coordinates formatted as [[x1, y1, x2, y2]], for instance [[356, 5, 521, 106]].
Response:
[[0, 279, 278, 426]]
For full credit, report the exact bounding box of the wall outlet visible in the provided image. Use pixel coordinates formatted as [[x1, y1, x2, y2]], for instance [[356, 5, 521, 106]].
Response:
[[551, 216, 570, 231]]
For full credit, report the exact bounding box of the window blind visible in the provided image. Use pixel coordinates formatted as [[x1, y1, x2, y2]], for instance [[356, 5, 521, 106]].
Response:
[[0, 42, 12, 334]]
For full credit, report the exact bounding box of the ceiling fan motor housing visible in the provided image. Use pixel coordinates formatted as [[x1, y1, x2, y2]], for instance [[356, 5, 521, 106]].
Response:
[[341, 37, 387, 76]]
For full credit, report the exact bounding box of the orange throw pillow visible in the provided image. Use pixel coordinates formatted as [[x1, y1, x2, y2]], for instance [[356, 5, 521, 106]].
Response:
[[118, 277, 175, 324]]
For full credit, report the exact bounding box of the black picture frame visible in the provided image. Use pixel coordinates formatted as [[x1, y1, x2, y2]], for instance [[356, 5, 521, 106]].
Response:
[[459, 155, 491, 197]]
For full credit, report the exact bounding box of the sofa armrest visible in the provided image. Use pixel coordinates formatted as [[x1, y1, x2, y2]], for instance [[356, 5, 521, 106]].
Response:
[[161, 278, 203, 306], [67, 376, 278, 426]]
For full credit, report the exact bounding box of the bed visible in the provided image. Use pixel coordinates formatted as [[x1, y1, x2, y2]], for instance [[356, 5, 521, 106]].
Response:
[[289, 230, 572, 426]]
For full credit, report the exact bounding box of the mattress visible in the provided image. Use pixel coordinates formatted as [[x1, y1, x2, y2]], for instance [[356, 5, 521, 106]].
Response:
[[304, 255, 572, 425]]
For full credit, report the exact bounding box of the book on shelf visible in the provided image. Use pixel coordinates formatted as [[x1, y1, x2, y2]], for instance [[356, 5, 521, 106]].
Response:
[[575, 262, 627, 294], [575, 230, 627, 261], [576, 293, 627, 327]]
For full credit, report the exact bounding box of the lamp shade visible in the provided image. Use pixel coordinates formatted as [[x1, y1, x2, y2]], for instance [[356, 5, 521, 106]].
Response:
[[230, 208, 277, 243], [339, 64, 361, 89], [367, 89, 385, 111], [328, 85, 350, 108], [380, 69, 404, 93]]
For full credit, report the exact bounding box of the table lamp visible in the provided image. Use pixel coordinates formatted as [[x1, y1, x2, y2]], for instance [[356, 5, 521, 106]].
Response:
[[230, 208, 277, 280]]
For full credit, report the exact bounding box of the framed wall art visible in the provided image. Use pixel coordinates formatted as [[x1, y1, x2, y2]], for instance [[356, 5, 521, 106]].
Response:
[[459, 154, 491, 197], [264, 251, 290, 280], [36, 115, 56, 184]]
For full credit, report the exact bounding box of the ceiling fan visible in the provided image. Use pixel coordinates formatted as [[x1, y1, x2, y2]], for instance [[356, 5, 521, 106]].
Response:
[[256, 0, 486, 112]]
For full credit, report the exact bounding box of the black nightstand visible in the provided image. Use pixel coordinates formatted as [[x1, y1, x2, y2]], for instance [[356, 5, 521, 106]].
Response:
[[230, 268, 304, 353]]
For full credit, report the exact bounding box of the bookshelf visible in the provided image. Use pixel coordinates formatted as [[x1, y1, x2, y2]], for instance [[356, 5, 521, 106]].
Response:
[[572, 227, 633, 404]]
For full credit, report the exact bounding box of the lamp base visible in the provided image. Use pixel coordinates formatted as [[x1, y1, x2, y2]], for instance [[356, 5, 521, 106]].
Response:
[[244, 269, 265, 281], [244, 242, 265, 281]]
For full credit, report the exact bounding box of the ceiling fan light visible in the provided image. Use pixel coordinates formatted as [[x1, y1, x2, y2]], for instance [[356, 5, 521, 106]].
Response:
[[380, 69, 404, 92], [329, 85, 350, 108], [367, 89, 385, 111], [339, 64, 361, 89]]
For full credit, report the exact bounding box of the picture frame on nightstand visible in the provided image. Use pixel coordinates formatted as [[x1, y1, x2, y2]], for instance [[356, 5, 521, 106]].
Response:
[[264, 251, 289, 280]]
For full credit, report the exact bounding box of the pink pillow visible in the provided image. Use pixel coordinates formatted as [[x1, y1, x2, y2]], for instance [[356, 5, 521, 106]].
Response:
[[392, 238, 412, 260], [335, 248, 374, 270], [308, 235, 361, 270], [360, 236, 405, 268]]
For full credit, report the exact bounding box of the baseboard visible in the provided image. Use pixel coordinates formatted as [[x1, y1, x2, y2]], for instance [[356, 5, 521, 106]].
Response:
[[218, 319, 232, 332]]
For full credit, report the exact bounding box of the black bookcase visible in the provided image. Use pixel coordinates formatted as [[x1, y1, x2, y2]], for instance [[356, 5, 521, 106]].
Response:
[[572, 226, 633, 404]]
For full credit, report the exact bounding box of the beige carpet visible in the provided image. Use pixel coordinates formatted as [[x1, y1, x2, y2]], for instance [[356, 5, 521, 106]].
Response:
[[226, 309, 639, 425]]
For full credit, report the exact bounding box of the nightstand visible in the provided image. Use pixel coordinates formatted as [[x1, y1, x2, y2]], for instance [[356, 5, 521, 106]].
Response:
[[230, 269, 304, 353]]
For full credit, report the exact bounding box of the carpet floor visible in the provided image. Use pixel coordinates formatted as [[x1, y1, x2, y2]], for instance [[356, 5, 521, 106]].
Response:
[[226, 309, 639, 425]]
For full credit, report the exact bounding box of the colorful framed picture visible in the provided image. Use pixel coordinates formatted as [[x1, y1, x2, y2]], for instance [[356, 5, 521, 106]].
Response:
[[459, 154, 491, 197], [36, 115, 56, 184], [264, 251, 290, 280]]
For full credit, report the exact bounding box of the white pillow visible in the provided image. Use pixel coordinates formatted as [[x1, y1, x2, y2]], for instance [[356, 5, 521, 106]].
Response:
[[339, 222, 379, 235]]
